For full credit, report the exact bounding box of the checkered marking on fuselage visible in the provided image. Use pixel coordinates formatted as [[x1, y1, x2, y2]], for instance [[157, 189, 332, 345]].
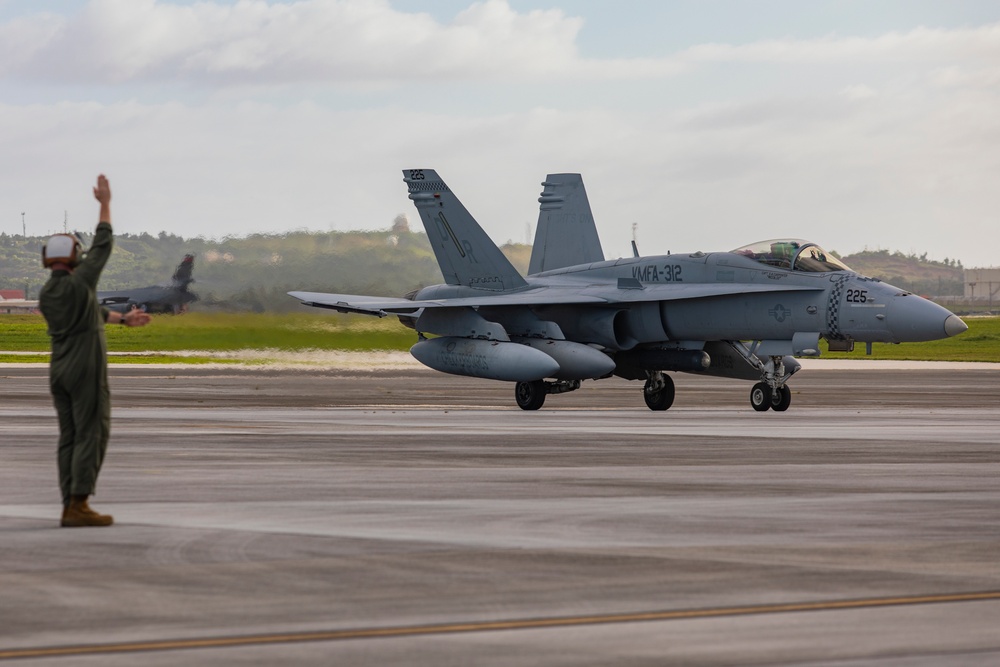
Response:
[[827, 275, 851, 340]]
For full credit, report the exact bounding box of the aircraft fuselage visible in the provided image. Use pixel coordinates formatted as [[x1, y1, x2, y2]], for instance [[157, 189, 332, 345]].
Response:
[[413, 249, 961, 351]]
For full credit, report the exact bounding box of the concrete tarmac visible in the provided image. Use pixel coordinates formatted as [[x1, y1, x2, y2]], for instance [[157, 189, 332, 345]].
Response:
[[1, 364, 999, 665]]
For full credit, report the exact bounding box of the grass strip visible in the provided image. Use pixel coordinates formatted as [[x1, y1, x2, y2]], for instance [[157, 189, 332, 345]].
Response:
[[3, 312, 999, 364], [0, 312, 415, 353]]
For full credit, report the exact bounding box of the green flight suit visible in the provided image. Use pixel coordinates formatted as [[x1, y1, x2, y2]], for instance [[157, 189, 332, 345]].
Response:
[[39, 222, 114, 504]]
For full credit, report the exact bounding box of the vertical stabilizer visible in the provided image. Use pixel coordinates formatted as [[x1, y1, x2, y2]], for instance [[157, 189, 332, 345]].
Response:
[[529, 173, 605, 275], [403, 169, 527, 291], [170, 255, 195, 289]]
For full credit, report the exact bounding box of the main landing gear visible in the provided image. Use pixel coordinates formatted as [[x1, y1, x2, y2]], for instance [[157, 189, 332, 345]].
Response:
[[643, 371, 675, 411], [515, 343, 798, 413], [514, 379, 581, 411]]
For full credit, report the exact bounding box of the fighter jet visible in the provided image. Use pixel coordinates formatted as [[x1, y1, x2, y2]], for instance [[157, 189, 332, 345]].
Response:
[[99, 254, 197, 314], [290, 170, 967, 412]]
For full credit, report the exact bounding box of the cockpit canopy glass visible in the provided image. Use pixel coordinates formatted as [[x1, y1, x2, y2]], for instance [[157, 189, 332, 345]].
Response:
[[731, 239, 852, 273]]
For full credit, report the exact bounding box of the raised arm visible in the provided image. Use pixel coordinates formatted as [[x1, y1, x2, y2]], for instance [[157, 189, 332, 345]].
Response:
[[75, 174, 115, 288], [93, 174, 111, 224]]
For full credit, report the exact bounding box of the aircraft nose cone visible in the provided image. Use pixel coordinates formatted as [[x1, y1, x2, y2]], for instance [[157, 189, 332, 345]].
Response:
[[944, 314, 968, 337], [888, 295, 965, 342]]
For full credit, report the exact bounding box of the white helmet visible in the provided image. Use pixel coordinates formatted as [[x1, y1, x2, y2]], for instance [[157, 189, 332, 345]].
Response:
[[42, 234, 83, 268]]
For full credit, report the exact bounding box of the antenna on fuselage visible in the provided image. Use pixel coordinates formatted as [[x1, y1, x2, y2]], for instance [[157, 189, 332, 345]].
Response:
[[631, 223, 640, 257]]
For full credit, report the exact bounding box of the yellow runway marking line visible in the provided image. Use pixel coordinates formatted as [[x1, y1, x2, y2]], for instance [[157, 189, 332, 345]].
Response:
[[2, 590, 999, 660]]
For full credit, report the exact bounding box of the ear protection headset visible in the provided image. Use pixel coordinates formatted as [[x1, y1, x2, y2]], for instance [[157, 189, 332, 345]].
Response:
[[42, 234, 84, 268]]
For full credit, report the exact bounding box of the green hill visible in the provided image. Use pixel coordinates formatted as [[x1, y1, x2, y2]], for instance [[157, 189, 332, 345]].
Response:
[[0, 231, 532, 312], [838, 249, 964, 296]]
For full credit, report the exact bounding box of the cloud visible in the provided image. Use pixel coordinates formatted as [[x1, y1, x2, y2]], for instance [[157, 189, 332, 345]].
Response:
[[681, 24, 1000, 65], [928, 65, 1000, 89], [4, 2, 1000, 87], [841, 84, 877, 100], [4, 87, 998, 266], [2, 2, 999, 267], [0, 0, 589, 85]]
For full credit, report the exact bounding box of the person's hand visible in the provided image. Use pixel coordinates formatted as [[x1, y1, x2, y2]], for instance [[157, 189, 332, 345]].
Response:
[[93, 174, 111, 205], [123, 308, 151, 327]]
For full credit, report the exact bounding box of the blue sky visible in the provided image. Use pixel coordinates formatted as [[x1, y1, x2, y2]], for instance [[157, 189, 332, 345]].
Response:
[[2, 0, 999, 267]]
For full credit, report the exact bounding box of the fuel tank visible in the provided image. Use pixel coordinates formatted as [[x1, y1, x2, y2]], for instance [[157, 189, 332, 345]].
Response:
[[614, 347, 711, 373], [410, 337, 561, 382], [513, 338, 616, 380]]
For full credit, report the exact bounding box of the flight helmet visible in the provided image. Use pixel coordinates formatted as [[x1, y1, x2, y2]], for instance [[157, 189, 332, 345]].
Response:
[[42, 233, 83, 268]]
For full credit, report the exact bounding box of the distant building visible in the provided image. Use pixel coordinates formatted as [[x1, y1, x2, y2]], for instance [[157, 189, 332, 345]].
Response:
[[964, 268, 1000, 301], [0, 289, 37, 314]]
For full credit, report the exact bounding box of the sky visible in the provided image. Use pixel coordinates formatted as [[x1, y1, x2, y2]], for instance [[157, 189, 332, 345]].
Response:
[[2, 0, 999, 267]]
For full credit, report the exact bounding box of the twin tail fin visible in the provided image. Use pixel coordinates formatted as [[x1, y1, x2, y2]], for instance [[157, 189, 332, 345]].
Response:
[[403, 169, 527, 291], [529, 173, 604, 275]]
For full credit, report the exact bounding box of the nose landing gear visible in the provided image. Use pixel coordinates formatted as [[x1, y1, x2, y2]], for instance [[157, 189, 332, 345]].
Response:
[[727, 341, 797, 413], [750, 382, 791, 412]]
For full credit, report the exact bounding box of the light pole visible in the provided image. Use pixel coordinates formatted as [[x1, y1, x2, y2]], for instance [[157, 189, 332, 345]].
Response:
[[21, 212, 25, 237]]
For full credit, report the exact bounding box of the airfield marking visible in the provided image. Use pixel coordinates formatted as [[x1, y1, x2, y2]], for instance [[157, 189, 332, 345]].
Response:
[[2, 591, 999, 660]]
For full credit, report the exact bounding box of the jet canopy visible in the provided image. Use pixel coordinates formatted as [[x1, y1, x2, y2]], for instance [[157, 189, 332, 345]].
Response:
[[731, 239, 852, 273]]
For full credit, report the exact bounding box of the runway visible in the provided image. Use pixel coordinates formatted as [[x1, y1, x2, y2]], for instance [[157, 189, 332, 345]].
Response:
[[1, 364, 998, 665]]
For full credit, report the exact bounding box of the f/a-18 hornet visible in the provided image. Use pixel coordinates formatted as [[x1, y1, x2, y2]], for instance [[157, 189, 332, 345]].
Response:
[[98, 254, 197, 314], [290, 169, 967, 412]]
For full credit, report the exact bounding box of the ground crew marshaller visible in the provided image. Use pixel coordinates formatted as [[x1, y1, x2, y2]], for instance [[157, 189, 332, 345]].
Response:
[[39, 174, 151, 527]]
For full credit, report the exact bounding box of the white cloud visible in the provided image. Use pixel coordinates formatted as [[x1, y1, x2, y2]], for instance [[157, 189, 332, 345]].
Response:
[[4, 85, 998, 266], [681, 24, 1000, 65], [5, 2, 999, 87], [2, 2, 999, 268], [928, 65, 1000, 89], [841, 84, 877, 100], [0, 0, 589, 84]]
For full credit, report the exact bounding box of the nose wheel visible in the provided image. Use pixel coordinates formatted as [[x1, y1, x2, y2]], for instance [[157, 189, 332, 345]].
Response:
[[750, 383, 791, 412]]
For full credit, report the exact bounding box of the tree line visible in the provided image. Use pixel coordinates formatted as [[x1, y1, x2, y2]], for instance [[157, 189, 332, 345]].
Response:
[[0, 230, 526, 312]]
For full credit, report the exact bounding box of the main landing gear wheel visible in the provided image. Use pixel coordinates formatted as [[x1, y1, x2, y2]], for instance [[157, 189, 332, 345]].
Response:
[[515, 380, 546, 411], [643, 375, 675, 411], [750, 383, 772, 412], [771, 385, 792, 412]]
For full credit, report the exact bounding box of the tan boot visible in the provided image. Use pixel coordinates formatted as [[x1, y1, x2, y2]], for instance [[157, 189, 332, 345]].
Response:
[[61, 495, 113, 527]]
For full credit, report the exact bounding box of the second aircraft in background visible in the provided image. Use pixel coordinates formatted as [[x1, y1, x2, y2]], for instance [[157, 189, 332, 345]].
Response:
[[99, 254, 198, 314]]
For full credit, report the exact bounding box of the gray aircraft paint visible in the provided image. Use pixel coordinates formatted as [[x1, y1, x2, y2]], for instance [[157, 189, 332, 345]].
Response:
[[290, 170, 966, 412], [529, 173, 604, 275], [98, 254, 197, 314]]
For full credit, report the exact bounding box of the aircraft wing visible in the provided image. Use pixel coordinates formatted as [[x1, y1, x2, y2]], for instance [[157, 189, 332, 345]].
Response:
[[290, 282, 821, 316], [288, 289, 609, 316], [98, 295, 132, 305], [288, 292, 423, 316]]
